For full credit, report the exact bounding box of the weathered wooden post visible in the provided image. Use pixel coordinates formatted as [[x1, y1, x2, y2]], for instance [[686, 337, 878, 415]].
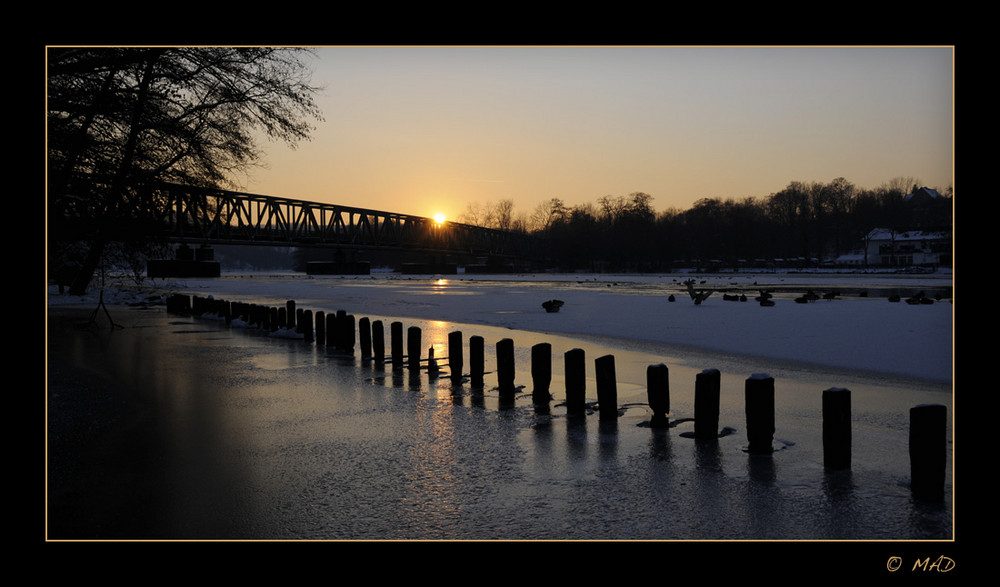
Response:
[[296, 308, 305, 335], [269, 307, 280, 332], [822, 387, 851, 470], [496, 338, 516, 401], [302, 309, 314, 342], [372, 320, 385, 363], [166, 294, 187, 314], [564, 348, 587, 416], [745, 373, 775, 454], [277, 307, 287, 329], [595, 354, 618, 421], [286, 300, 296, 330], [358, 317, 372, 359], [326, 313, 337, 346], [646, 363, 670, 428], [448, 331, 463, 382], [470, 335, 485, 389], [909, 403, 947, 501], [334, 310, 347, 350], [315, 311, 326, 345], [694, 368, 721, 440], [407, 326, 422, 371], [342, 314, 356, 353], [531, 343, 552, 404], [391, 321, 403, 368]]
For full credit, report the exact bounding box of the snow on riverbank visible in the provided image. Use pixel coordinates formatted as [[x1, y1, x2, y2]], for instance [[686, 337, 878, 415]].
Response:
[[48, 270, 953, 383]]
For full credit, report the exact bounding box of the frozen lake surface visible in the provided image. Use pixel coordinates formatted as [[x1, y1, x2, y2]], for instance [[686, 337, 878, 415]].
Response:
[[46, 271, 953, 541]]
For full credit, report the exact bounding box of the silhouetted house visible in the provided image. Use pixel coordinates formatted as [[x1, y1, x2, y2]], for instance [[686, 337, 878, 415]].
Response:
[[904, 186, 951, 227], [864, 227, 951, 267]]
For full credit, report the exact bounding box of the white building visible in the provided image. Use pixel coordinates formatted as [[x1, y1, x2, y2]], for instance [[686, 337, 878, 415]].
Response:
[[864, 227, 951, 267]]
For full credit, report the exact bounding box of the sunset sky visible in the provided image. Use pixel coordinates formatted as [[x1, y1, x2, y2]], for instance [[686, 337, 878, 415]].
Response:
[[242, 45, 953, 224]]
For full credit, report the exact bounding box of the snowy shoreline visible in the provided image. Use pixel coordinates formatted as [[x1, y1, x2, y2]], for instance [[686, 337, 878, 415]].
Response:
[[47, 269, 954, 384], [60, 269, 951, 384]]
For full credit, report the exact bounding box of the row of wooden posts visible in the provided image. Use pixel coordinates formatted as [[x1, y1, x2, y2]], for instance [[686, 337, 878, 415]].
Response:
[[166, 293, 948, 502]]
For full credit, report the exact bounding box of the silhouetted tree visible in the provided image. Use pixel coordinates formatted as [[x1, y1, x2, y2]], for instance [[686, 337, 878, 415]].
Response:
[[458, 199, 519, 231], [48, 47, 324, 294]]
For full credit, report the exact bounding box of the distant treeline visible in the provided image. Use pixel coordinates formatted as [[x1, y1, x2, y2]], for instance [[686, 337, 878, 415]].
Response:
[[463, 177, 952, 271]]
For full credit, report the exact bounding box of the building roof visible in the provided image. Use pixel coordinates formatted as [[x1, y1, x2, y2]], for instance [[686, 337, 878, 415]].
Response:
[[867, 227, 950, 241], [904, 187, 944, 201]]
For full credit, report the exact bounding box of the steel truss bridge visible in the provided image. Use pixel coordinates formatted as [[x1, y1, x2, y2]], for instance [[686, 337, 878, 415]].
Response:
[[52, 179, 541, 260]]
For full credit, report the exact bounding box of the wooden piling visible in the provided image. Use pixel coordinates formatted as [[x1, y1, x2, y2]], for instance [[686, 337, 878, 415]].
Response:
[[909, 403, 947, 501], [694, 368, 721, 440], [277, 307, 287, 329], [407, 326, 422, 370], [342, 314, 356, 353], [531, 343, 551, 404], [286, 300, 296, 329], [822, 387, 851, 470], [470, 335, 485, 389], [335, 310, 347, 350], [595, 354, 618, 421], [315, 311, 326, 345], [302, 310, 313, 342], [448, 331, 463, 381], [391, 322, 403, 368], [372, 320, 385, 363], [745, 373, 775, 454], [359, 317, 372, 358], [496, 338, 516, 400], [646, 363, 669, 428], [564, 348, 586, 415], [328, 312, 340, 347]]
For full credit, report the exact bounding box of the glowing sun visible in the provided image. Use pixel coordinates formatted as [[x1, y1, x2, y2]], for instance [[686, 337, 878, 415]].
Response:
[[433, 213, 447, 225]]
